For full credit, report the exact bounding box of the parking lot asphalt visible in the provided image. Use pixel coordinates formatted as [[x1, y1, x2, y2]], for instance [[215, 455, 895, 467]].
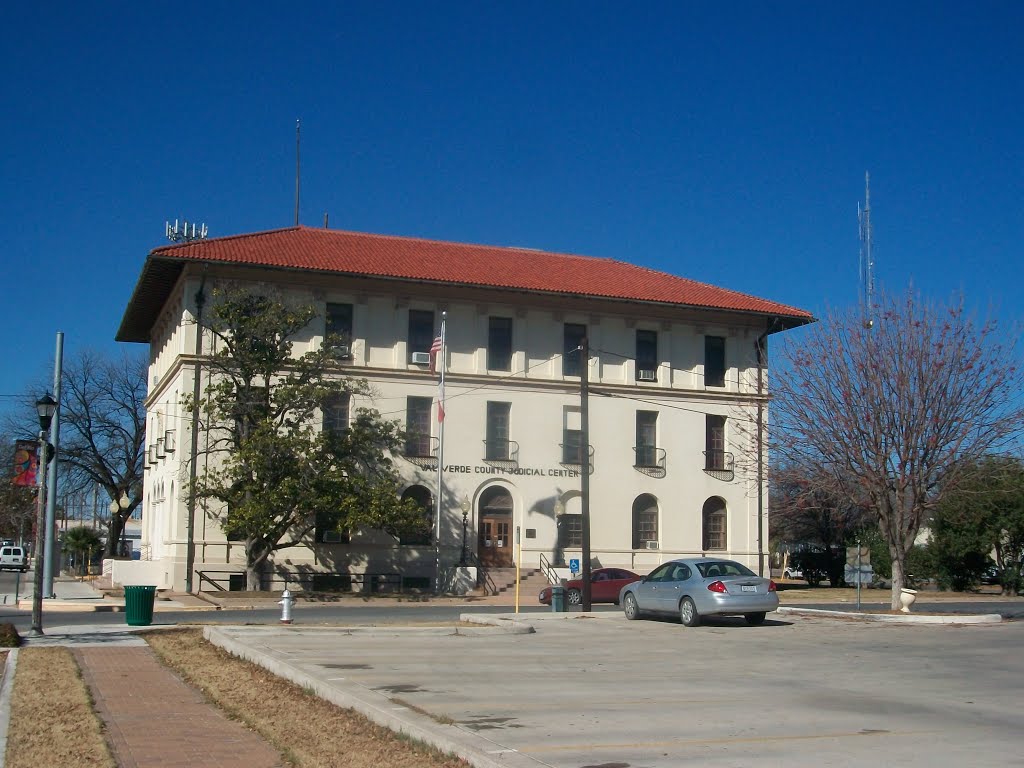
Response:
[[206, 610, 1024, 768]]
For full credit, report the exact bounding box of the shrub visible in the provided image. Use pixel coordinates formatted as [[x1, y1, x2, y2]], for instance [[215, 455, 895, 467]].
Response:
[[0, 623, 22, 648]]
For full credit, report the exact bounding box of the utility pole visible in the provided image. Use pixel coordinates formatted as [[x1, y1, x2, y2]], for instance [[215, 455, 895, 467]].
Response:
[[580, 336, 592, 611], [858, 171, 874, 329], [43, 332, 63, 599]]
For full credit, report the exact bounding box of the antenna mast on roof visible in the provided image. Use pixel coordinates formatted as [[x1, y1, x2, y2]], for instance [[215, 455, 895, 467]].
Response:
[[166, 219, 208, 243], [294, 119, 301, 226], [858, 171, 874, 329]]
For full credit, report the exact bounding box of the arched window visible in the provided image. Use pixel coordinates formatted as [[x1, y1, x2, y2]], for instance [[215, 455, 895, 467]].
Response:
[[399, 485, 433, 545], [702, 497, 727, 551], [632, 494, 658, 549]]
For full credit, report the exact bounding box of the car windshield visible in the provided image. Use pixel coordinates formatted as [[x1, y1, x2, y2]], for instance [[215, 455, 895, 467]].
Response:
[[697, 561, 755, 578]]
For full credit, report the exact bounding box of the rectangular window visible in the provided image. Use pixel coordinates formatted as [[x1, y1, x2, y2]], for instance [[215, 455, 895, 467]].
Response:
[[404, 397, 433, 457], [705, 335, 726, 387], [488, 317, 513, 371], [408, 309, 435, 360], [706, 414, 726, 470], [562, 428, 583, 464], [486, 401, 511, 460], [559, 513, 583, 549], [563, 323, 586, 377], [323, 392, 350, 435], [314, 512, 351, 544], [635, 411, 658, 467], [636, 330, 658, 381], [325, 303, 353, 358]]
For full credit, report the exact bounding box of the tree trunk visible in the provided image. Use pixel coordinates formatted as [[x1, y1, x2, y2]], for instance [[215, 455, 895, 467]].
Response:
[[105, 516, 126, 558], [889, 546, 906, 610], [245, 539, 271, 591]]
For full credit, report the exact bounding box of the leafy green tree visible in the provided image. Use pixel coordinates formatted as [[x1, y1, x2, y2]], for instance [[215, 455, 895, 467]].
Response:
[[62, 525, 103, 576], [769, 289, 1024, 609], [932, 455, 1024, 595], [192, 288, 426, 590]]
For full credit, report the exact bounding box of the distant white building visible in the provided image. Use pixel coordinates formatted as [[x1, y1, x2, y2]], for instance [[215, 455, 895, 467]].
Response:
[[115, 226, 811, 592]]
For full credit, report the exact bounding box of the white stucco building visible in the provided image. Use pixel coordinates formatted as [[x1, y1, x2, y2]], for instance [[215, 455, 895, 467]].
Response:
[[115, 226, 811, 593]]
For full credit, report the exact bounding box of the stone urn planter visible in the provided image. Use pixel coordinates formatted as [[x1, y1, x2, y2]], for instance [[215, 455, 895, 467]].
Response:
[[899, 587, 918, 613]]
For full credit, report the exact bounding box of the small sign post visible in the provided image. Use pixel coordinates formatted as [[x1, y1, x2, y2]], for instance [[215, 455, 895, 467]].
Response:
[[569, 558, 580, 577], [846, 542, 871, 609]]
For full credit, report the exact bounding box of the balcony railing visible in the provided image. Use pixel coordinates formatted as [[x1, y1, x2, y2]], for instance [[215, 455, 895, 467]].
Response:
[[559, 442, 594, 467], [402, 436, 439, 468], [703, 450, 735, 472], [633, 446, 665, 469], [483, 439, 519, 463]]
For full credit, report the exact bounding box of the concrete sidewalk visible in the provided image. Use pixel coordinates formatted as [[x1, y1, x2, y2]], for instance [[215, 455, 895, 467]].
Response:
[[2, 594, 1017, 768], [12, 576, 217, 613]]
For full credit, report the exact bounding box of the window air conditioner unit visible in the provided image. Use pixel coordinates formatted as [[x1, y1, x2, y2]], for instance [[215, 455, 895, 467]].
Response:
[[410, 352, 431, 365], [645, 540, 659, 550], [323, 531, 344, 543], [637, 370, 657, 382]]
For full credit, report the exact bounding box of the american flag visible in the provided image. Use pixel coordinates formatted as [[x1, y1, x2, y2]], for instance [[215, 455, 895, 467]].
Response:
[[428, 335, 443, 374]]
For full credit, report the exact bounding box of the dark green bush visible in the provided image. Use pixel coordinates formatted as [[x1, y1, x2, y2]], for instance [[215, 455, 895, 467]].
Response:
[[0, 623, 22, 648]]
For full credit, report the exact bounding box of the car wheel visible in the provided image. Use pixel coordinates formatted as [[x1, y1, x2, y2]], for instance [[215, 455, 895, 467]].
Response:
[[680, 597, 700, 627], [623, 592, 639, 620], [567, 588, 582, 605], [744, 612, 766, 626]]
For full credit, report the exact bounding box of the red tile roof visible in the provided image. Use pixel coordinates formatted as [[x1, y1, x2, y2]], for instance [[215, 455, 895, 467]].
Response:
[[118, 226, 812, 341]]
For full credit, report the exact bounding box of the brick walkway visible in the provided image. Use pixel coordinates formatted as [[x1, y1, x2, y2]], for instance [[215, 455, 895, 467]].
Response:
[[74, 646, 283, 768]]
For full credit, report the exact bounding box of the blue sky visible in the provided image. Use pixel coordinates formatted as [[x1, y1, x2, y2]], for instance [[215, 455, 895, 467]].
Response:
[[2, 2, 1022, 422]]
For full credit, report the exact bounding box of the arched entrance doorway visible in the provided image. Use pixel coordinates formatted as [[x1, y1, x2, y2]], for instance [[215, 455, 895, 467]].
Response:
[[478, 486, 513, 567]]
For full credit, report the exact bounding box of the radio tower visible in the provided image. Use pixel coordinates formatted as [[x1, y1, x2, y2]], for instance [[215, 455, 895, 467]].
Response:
[[858, 172, 874, 329]]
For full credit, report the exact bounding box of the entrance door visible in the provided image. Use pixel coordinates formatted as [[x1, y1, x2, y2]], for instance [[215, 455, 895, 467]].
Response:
[[479, 515, 512, 567]]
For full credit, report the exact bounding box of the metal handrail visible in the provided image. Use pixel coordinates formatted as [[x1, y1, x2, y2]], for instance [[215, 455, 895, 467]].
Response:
[[466, 551, 498, 595], [538, 553, 561, 585]]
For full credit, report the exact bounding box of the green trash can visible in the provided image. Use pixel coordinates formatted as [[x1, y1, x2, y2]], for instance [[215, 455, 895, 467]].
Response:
[[124, 585, 157, 626], [551, 584, 566, 613]]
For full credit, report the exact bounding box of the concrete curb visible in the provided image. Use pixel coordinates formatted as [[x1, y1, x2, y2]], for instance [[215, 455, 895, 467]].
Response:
[[778, 606, 1004, 624], [204, 626, 540, 768], [13, 599, 218, 613], [0, 649, 17, 768]]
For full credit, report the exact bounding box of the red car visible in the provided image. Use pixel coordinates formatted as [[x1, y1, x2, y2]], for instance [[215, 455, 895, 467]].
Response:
[[538, 567, 641, 606]]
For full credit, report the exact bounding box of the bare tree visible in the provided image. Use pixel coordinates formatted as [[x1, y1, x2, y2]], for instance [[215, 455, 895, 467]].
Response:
[[56, 351, 147, 557], [770, 289, 1024, 609], [0, 433, 36, 543]]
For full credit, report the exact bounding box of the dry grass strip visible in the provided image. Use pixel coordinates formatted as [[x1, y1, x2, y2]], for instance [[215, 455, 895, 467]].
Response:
[[145, 628, 470, 768], [5, 647, 114, 768]]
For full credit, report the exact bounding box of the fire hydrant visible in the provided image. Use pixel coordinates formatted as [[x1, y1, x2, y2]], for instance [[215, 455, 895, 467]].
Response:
[[279, 588, 294, 624]]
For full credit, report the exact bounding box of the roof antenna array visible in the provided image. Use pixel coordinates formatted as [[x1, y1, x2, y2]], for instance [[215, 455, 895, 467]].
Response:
[[166, 219, 209, 243], [857, 172, 874, 329]]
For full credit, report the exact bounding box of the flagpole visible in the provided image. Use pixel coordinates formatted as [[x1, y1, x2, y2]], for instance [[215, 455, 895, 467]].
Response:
[[434, 312, 447, 594]]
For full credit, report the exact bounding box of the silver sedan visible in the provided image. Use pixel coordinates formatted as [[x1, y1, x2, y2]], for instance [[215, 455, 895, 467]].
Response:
[[619, 558, 779, 626]]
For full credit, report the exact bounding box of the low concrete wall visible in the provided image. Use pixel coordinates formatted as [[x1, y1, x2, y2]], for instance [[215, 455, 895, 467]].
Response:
[[104, 558, 173, 589]]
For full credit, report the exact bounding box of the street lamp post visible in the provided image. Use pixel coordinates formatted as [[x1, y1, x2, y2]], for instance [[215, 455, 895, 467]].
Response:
[[30, 394, 57, 636], [109, 493, 132, 557], [459, 496, 471, 566]]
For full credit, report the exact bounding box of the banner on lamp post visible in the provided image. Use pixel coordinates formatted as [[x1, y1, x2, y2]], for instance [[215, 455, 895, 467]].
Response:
[[13, 440, 38, 487]]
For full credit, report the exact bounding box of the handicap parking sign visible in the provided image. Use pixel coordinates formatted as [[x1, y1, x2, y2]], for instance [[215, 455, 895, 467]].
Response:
[[569, 558, 580, 575]]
